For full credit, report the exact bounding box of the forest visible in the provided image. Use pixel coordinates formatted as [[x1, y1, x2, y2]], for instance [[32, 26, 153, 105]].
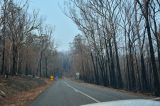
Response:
[[66, 0, 160, 96], [0, 0, 59, 78], [0, 0, 160, 97]]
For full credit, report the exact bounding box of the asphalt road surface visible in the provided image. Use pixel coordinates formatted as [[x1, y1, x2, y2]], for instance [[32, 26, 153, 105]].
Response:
[[30, 79, 150, 106]]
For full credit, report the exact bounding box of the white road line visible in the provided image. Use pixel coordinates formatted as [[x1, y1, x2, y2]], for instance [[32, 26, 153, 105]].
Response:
[[152, 97, 160, 101], [64, 81, 100, 103]]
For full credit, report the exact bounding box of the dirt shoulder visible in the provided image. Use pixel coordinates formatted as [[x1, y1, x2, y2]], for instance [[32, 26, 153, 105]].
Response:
[[0, 76, 52, 106]]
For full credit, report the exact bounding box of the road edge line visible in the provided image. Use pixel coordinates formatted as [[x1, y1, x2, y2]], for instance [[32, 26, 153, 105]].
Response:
[[64, 81, 100, 103]]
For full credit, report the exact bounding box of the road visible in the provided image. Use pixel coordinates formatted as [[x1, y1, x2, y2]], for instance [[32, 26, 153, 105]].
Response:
[[30, 79, 149, 106]]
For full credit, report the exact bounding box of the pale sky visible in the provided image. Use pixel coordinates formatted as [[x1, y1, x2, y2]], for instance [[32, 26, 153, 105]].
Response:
[[29, 0, 79, 52]]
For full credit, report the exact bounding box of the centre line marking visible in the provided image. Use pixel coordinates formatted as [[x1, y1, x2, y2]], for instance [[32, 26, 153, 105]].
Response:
[[64, 81, 100, 103]]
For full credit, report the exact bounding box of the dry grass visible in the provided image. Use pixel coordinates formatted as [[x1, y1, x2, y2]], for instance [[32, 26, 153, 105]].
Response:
[[0, 77, 52, 106]]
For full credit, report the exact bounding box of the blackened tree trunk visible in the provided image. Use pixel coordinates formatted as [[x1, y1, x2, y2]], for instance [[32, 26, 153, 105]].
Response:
[[145, 18, 160, 95], [1, 0, 7, 75], [39, 51, 43, 77], [113, 33, 123, 88], [45, 56, 48, 77], [109, 40, 116, 88], [25, 63, 28, 75], [1, 38, 5, 75], [152, 9, 160, 71], [128, 44, 136, 90], [145, 4, 160, 96], [136, 0, 160, 96], [140, 54, 148, 91], [134, 1, 148, 91], [12, 42, 17, 75]]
